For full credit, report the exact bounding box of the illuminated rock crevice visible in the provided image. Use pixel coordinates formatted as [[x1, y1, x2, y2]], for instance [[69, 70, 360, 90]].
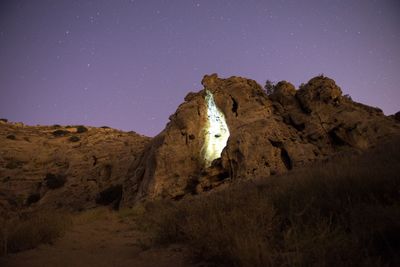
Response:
[[202, 90, 230, 166]]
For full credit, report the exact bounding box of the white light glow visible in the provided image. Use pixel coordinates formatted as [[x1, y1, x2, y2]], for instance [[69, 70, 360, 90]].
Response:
[[202, 90, 230, 166]]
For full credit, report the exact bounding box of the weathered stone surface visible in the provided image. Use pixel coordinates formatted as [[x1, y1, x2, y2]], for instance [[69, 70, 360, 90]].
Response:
[[269, 81, 297, 106], [0, 123, 150, 213], [123, 74, 400, 204]]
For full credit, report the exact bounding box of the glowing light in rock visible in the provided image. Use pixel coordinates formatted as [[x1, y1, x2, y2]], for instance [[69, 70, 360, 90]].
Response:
[[202, 90, 230, 166]]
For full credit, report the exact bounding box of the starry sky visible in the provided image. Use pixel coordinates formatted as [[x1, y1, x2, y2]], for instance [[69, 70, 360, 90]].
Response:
[[0, 0, 399, 136]]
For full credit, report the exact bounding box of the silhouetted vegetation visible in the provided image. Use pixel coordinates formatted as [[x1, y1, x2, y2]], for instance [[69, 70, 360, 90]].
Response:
[[343, 94, 353, 101], [0, 211, 70, 255], [26, 193, 41, 206], [264, 80, 276, 95], [395, 112, 400, 122], [6, 134, 16, 140], [135, 138, 400, 267], [45, 173, 67, 189], [68, 135, 80, 142], [5, 159, 23, 169], [76, 125, 88, 133], [96, 184, 123, 210], [52, 129, 69, 137], [0, 118, 8, 123]]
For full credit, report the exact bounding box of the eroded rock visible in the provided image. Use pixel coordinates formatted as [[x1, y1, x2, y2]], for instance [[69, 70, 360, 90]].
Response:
[[0, 123, 150, 213], [123, 74, 400, 204]]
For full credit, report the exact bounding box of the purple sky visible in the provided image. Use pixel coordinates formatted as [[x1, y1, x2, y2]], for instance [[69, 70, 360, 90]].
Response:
[[0, 0, 399, 136]]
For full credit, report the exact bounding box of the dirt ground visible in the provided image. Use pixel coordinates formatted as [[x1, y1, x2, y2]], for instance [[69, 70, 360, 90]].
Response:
[[0, 208, 198, 267]]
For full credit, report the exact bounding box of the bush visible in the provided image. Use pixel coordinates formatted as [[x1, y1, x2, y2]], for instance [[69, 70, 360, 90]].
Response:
[[137, 138, 400, 267], [6, 134, 16, 140], [76, 125, 88, 133], [343, 94, 352, 101], [5, 159, 23, 169], [96, 185, 123, 210], [45, 173, 67, 189], [52, 129, 69, 137], [68, 135, 80, 142], [26, 193, 41, 205], [264, 80, 276, 95], [0, 211, 71, 254]]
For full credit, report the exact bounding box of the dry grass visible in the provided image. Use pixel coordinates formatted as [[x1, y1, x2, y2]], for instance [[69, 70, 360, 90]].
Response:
[[0, 211, 71, 255], [136, 137, 400, 267]]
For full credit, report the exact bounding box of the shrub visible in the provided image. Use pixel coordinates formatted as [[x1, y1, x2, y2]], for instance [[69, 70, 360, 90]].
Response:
[[76, 125, 88, 133], [26, 193, 41, 205], [343, 94, 353, 101], [52, 129, 69, 137], [6, 134, 16, 140], [0, 211, 71, 254], [5, 159, 23, 169], [68, 135, 80, 142], [96, 185, 123, 209], [264, 80, 276, 95], [45, 173, 67, 189], [0, 219, 7, 255]]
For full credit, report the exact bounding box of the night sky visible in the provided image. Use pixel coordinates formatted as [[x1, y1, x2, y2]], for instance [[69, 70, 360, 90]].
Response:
[[0, 0, 399, 136]]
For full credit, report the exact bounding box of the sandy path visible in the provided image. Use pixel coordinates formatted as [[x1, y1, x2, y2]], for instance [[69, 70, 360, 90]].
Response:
[[0, 209, 196, 267]]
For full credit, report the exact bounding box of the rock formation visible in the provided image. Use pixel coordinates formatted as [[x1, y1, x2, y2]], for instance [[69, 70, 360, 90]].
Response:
[[1, 74, 399, 212], [0, 123, 150, 214], [123, 74, 400, 204]]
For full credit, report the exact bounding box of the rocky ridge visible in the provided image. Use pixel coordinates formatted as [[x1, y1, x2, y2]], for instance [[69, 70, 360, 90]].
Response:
[[123, 74, 400, 204], [1, 74, 399, 212], [0, 123, 150, 215]]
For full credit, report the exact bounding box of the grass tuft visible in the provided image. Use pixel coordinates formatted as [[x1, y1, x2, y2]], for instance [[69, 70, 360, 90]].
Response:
[[0, 211, 71, 255]]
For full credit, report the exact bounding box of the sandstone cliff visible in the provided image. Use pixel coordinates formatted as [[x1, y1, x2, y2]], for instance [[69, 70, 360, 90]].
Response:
[[123, 74, 400, 204]]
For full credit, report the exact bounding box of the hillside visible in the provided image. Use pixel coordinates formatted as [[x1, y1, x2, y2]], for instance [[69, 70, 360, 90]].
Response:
[[0, 74, 399, 266], [1, 74, 399, 214], [0, 123, 150, 217], [1, 134, 399, 267]]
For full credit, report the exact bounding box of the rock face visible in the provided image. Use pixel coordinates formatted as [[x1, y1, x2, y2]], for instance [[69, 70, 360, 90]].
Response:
[[0, 123, 150, 214], [123, 74, 400, 203]]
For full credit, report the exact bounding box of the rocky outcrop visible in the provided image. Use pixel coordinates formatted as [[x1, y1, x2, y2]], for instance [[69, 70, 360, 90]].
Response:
[[0, 122, 150, 214], [1, 74, 399, 212], [123, 74, 400, 204]]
